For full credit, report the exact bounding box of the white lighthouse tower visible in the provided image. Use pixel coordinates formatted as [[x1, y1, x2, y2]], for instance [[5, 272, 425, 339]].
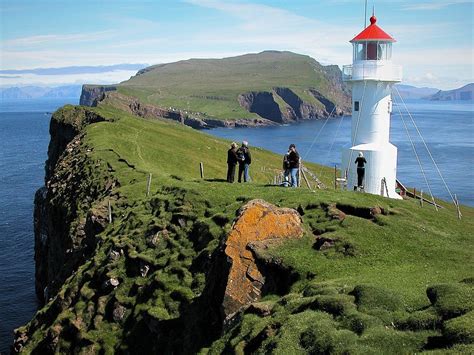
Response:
[[342, 14, 402, 198]]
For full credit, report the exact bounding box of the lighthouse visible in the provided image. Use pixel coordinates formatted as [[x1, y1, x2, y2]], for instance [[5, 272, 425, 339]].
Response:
[[342, 14, 402, 198]]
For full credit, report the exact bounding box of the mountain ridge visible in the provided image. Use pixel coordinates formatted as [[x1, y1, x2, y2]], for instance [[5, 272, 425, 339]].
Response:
[[80, 51, 352, 127], [427, 83, 474, 101], [0, 85, 83, 99]]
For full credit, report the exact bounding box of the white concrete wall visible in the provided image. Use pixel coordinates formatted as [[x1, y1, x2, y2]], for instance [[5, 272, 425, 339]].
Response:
[[351, 81, 392, 145], [342, 142, 401, 198]]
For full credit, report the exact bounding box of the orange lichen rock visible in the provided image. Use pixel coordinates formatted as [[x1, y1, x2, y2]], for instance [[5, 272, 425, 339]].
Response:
[[222, 199, 304, 317]]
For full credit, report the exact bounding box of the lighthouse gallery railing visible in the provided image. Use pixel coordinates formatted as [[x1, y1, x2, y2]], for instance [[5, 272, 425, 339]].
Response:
[[342, 62, 402, 82]]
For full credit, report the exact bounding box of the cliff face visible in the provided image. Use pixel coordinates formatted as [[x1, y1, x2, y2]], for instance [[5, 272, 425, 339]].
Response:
[[238, 86, 349, 124], [33, 106, 115, 305], [79, 85, 117, 106]]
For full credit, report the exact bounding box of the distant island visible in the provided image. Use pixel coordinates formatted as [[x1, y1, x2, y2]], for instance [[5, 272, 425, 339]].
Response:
[[80, 51, 352, 128], [427, 83, 474, 101], [0, 85, 82, 99], [393, 84, 439, 99]]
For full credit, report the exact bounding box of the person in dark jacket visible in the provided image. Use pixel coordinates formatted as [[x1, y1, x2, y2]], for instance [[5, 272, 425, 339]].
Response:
[[354, 151, 367, 189], [288, 144, 300, 187], [237, 141, 251, 183], [226, 142, 238, 183]]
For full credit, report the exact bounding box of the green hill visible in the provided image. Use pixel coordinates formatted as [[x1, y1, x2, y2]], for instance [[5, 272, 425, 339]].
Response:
[[80, 51, 351, 126], [13, 103, 473, 354]]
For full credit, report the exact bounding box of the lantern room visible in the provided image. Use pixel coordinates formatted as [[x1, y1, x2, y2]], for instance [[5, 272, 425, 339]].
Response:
[[351, 16, 395, 62]]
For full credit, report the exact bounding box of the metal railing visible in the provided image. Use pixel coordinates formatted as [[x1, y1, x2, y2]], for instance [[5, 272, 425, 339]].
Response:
[[342, 62, 402, 82]]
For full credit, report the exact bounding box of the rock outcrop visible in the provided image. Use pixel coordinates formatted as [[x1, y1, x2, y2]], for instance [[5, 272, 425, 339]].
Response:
[[238, 91, 286, 123], [221, 199, 304, 318], [79, 85, 117, 106], [238, 86, 350, 124]]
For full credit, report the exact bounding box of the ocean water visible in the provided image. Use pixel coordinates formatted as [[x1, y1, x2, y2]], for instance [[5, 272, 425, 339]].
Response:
[[0, 97, 471, 352], [0, 98, 78, 353], [209, 99, 474, 206]]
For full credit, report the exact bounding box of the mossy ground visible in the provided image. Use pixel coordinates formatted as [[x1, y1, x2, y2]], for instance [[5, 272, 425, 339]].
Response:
[[17, 104, 473, 353]]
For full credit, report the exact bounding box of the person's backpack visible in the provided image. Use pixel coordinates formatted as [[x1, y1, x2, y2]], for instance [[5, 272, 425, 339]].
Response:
[[237, 148, 246, 162], [283, 153, 290, 169]]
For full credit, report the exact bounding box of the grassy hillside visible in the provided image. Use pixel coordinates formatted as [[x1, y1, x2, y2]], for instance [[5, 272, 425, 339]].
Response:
[[115, 51, 350, 120], [15, 105, 473, 353]]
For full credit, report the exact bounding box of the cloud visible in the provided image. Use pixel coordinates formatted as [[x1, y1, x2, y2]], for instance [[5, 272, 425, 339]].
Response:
[[405, 71, 472, 90], [185, 0, 312, 28], [0, 64, 148, 76], [1, 0, 470, 89], [396, 47, 473, 66], [0, 70, 141, 87], [401, 0, 471, 11], [3, 31, 114, 47], [184, 0, 359, 65]]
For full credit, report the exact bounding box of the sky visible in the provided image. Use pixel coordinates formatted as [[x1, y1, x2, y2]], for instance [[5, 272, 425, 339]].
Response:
[[0, 0, 473, 90]]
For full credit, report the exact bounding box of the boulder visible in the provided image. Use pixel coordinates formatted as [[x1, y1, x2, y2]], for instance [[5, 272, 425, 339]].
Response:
[[222, 199, 304, 317]]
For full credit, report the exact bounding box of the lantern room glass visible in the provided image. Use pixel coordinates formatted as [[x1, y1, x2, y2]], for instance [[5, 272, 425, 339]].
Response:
[[353, 42, 392, 61]]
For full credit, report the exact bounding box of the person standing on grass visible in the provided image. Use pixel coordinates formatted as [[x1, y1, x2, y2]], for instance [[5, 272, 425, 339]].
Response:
[[354, 151, 367, 189], [226, 142, 238, 183], [237, 141, 251, 183], [282, 148, 291, 187], [288, 144, 300, 187]]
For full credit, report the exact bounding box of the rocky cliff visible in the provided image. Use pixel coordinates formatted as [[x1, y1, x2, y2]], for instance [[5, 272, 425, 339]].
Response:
[[33, 106, 115, 305], [79, 85, 117, 106]]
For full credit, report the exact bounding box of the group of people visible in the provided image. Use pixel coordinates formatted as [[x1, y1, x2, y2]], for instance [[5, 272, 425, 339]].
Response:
[[226, 141, 251, 183], [226, 141, 301, 188], [226, 141, 367, 190], [282, 144, 300, 187]]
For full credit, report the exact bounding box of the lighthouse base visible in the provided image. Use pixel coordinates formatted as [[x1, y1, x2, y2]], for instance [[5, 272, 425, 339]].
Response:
[[342, 143, 402, 199]]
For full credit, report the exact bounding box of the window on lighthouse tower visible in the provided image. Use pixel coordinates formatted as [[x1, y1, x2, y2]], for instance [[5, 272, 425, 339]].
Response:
[[354, 41, 392, 61]]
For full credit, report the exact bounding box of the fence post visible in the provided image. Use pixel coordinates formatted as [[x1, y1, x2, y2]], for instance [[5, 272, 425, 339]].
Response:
[[420, 190, 423, 207], [108, 200, 112, 224], [301, 166, 312, 190], [298, 162, 302, 187], [431, 193, 438, 212], [334, 165, 337, 190], [200, 162, 204, 179], [454, 194, 462, 220], [146, 173, 152, 197]]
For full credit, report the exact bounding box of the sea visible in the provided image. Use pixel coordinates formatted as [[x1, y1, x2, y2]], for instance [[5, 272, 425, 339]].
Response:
[[0, 97, 472, 352], [0, 98, 78, 353]]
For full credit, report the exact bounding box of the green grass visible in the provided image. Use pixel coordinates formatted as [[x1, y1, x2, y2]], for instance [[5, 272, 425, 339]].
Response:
[[18, 104, 474, 354], [113, 51, 347, 120]]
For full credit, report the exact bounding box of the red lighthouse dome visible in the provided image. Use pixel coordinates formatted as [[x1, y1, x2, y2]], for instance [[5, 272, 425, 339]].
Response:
[[350, 15, 396, 42]]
